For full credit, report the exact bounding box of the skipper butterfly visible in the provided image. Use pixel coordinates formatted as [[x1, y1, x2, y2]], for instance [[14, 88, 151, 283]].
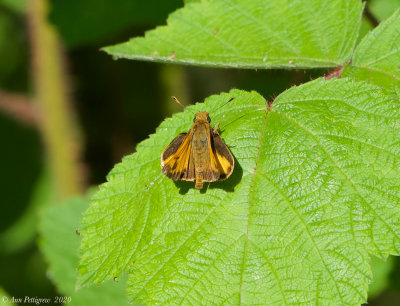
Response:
[[161, 98, 235, 189]]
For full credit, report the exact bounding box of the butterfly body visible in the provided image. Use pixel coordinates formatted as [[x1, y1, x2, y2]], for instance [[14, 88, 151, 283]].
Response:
[[161, 111, 234, 189]]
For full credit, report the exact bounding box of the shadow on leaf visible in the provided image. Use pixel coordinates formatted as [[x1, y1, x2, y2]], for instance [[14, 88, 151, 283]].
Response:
[[174, 156, 243, 194]]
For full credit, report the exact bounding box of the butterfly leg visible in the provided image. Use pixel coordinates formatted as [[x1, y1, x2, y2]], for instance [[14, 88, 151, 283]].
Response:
[[212, 122, 220, 133]]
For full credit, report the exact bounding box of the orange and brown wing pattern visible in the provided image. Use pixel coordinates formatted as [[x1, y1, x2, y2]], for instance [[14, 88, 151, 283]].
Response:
[[161, 132, 195, 181], [207, 129, 234, 181]]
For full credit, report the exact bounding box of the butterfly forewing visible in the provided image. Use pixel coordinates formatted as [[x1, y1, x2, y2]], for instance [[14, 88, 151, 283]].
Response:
[[161, 132, 195, 181]]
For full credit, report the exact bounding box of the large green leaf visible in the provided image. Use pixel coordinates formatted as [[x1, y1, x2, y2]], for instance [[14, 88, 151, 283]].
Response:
[[79, 78, 400, 305], [39, 197, 128, 306], [104, 0, 363, 68], [343, 9, 400, 91]]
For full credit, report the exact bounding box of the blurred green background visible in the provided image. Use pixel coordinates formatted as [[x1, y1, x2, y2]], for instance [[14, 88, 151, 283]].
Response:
[[0, 0, 399, 304]]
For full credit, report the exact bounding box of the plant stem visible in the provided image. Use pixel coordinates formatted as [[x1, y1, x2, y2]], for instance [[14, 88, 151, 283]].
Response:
[[28, 0, 83, 199], [0, 91, 37, 126]]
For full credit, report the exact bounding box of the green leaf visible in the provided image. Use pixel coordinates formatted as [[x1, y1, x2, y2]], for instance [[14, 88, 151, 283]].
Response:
[[39, 197, 128, 306], [104, 0, 363, 69], [79, 78, 400, 305], [343, 10, 400, 91], [0, 170, 54, 254]]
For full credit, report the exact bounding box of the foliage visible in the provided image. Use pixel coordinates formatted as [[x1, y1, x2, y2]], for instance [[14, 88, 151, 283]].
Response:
[[104, 0, 363, 68], [79, 78, 400, 304], [77, 0, 400, 304], [0, 171, 53, 254], [1, 0, 399, 304], [343, 9, 400, 92], [38, 197, 128, 306]]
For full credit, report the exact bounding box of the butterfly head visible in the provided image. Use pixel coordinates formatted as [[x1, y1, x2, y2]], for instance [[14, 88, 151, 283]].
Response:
[[194, 111, 211, 123]]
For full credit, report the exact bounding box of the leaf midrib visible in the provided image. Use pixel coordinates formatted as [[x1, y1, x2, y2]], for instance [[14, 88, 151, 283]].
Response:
[[256, 170, 345, 303], [238, 109, 268, 305], [108, 52, 340, 68]]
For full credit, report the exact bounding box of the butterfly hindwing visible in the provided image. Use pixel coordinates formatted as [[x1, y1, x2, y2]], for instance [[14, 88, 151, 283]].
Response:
[[210, 128, 234, 180]]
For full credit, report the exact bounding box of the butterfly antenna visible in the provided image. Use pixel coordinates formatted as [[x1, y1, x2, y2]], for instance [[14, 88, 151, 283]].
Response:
[[171, 96, 185, 109], [171, 96, 195, 115], [211, 97, 235, 113]]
